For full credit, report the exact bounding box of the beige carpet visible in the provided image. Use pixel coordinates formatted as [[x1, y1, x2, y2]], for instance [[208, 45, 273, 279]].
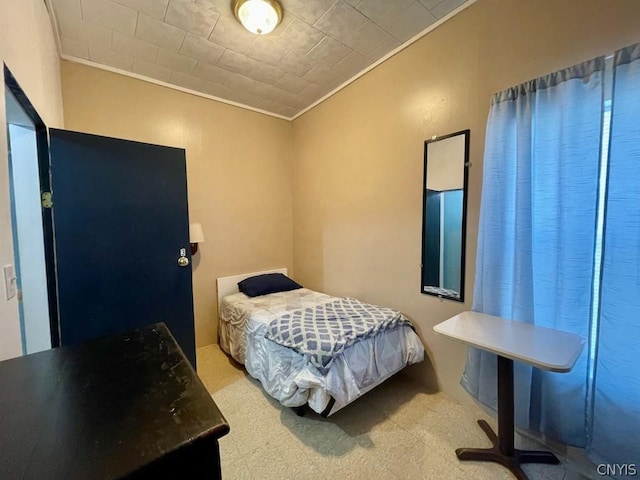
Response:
[[197, 344, 595, 480]]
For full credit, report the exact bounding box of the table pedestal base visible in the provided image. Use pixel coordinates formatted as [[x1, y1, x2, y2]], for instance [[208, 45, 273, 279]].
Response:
[[456, 419, 559, 480]]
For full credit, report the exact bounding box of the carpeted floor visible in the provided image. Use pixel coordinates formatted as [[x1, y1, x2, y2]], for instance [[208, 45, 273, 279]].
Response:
[[197, 344, 596, 480]]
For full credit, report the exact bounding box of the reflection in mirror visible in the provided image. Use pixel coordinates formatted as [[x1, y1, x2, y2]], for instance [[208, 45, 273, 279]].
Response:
[[421, 130, 470, 302]]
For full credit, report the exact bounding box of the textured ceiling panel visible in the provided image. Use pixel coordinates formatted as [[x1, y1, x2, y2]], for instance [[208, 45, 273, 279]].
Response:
[[50, 0, 470, 119]]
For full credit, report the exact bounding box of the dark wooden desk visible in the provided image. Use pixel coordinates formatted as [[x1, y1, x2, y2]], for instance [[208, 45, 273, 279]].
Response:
[[0, 323, 229, 479]]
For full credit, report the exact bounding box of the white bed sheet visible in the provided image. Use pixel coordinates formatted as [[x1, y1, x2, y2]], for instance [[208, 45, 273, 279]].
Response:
[[219, 288, 424, 414]]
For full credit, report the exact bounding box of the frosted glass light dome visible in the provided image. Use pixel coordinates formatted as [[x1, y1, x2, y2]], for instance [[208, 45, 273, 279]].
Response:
[[233, 0, 283, 36]]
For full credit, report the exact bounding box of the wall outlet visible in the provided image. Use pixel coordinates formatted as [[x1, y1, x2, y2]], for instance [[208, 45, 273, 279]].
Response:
[[3, 265, 17, 301]]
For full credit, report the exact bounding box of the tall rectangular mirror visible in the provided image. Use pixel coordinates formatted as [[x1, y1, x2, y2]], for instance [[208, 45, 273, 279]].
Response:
[[421, 129, 470, 302]]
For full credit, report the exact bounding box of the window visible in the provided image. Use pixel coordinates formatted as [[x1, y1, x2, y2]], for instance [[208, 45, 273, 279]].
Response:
[[463, 44, 640, 473]]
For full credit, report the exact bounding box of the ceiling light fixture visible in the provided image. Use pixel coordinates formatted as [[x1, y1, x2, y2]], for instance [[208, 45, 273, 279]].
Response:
[[233, 0, 283, 36]]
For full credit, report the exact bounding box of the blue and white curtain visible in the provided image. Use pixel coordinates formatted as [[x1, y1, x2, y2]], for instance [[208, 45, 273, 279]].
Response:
[[462, 57, 604, 446], [465, 41, 640, 470]]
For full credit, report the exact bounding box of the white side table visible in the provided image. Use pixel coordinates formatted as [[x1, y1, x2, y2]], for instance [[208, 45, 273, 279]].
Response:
[[434, 311, 584, 480]]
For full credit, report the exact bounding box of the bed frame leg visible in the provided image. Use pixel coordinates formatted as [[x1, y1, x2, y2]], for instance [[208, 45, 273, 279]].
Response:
[[320, 397, 336, 418], [293, 396, 336, 418]]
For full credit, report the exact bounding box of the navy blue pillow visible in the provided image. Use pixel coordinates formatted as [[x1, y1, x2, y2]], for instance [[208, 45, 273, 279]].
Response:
[[238, 273, 302, 297]]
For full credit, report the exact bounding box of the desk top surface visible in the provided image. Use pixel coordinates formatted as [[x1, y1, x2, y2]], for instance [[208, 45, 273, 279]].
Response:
[[434, 311, 584, 372], [0, 323, 229, 480]]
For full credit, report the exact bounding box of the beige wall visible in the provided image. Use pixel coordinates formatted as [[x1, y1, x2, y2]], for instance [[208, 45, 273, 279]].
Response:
[[61, 61, 293, 347], [291, 0, 640, 402], [0, 0, 64, 360]]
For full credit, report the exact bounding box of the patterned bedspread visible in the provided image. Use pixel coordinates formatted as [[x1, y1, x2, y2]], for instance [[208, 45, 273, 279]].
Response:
[[265, 297, 413, 374]]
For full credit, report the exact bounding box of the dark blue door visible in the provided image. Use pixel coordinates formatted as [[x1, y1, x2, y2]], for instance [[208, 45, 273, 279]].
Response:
[[49, 129, 195, 367]]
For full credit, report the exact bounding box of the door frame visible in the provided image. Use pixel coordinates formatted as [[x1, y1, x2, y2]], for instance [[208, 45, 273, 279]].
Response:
[[4, 65, 60, 348]]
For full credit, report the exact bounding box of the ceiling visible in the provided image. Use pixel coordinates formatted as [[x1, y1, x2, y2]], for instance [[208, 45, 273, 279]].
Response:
[[48, 0, 469, 120]]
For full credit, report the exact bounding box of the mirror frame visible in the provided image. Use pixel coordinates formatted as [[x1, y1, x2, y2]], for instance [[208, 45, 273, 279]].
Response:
[[420, 129, 470, 302]]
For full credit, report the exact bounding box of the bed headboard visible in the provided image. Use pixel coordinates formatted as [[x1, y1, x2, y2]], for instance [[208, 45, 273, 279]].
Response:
[[216, 268, 288, 308]]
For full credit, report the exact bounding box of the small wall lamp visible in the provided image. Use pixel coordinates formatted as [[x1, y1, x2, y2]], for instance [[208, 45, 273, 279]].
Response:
[[189, 223, 205, 255]]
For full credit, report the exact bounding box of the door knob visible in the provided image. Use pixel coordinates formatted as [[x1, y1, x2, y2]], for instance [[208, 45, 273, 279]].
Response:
[[178, 256, 189, 267]]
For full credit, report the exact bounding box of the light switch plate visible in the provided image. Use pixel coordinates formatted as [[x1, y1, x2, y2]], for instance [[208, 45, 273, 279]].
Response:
[[3, 265, 17, 301]]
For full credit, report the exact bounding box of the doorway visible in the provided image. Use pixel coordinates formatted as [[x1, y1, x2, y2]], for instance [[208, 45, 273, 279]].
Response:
[[4, 75, 55, 354], [4, 66, 195, 366]]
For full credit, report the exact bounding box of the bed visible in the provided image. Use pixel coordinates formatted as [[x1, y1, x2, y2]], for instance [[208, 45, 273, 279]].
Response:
[[217, 268, 425, 416]]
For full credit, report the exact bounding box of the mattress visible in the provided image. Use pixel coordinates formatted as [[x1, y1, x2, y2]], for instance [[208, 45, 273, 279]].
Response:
[[219, 288, 424, 414]]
